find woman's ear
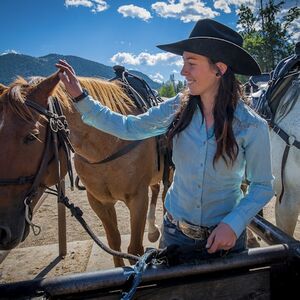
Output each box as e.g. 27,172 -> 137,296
215,62 -> 228,76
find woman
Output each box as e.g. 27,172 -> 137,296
56,19 -> 274,257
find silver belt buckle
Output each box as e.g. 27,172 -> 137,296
178,221 -> 209,240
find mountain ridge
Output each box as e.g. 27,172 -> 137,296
0,53 -> 160,89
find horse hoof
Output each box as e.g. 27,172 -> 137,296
148,228 -> 160,243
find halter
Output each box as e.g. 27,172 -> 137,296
0,96 -> 74,235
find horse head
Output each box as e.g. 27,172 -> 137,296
0,72 -> 69,250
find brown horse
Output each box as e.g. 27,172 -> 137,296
0,76 -> 69,250
0,72 -> 164,266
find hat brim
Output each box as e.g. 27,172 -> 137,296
157,37 -> 261,76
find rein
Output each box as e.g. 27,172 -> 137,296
77,140 -> 142,165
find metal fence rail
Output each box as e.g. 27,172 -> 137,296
0,216 -> 299,300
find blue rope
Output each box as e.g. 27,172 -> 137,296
121,248 -> 158,300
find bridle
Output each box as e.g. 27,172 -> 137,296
0,96 -> 74,234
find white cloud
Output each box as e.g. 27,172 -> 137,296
152,0 -> 219,23
149,72 -> 164,83
171,58 -> 183,67
110,52 -> 178,66
65,0 -> 93,8
64,0 -> 109,13
213,0 -> 231,13
0,49 -> 19,56
118,5 -> 152,21
92,0 -> 109,12
213,0 -> 256,14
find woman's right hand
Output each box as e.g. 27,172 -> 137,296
55,59 -> 83,98
206,222 -> 237,253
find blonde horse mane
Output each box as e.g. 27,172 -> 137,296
77,77 -> 135,114
51,77 -> 135,114
1,76 -> 135,121
0,77 -> 36,123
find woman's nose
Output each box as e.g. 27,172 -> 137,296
180,66 -> 187,76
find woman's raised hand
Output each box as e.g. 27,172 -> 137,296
55,59 -> 83,98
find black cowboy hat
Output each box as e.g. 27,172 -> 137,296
157,19 -> 261,76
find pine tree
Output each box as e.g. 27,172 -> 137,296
237,0 -> 300,72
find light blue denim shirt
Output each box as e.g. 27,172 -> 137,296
74,94 -> 274,238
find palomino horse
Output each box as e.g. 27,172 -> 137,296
253,47 -> 300,237
0,72 -> 164,266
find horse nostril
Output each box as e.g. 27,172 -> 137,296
0,226 -> 12,244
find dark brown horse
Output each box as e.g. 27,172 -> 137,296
0,72 -> 165,266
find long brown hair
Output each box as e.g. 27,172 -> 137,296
167,66 -> 242,167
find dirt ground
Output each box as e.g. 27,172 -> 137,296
20,180 -> 165,248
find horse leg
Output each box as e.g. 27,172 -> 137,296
161,183 -> 170,215
126,189 -> 148,264
148,183 -> 160,243
86,192 -> 125,267
275,193 -> 299,236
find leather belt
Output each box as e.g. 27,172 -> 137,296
166,211 -> 214,240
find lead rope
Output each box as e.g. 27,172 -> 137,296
121,248 -> 159,300
58,193 -> 140,262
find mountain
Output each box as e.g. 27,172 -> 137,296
0,53 -> 161,89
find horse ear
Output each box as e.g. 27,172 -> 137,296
0,83 -> 8,96
28,71 -> 60,106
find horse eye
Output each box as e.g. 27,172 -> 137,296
24,133 -> 39,144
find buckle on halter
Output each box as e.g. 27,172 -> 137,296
288,135 -> 295,146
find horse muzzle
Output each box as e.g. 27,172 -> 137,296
0,221 -> 28,250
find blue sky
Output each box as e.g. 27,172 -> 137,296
1,0 -> 299,83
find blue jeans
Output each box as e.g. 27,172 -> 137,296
159,214 -> 247,257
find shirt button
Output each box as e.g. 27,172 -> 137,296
203,141 -> 206,145
198,184 -> 201,188
196,205 -> 200,208
200,163 -> 203,167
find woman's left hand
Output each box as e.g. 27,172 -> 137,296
206,222 -> 237,253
